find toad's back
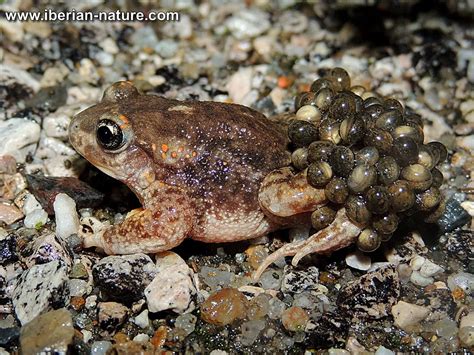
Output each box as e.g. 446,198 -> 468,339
121,95 -> 291,218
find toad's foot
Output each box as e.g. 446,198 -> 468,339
253,208 -> 361,281
82,184 -> 195,254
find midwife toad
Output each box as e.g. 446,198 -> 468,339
69,82 -> 334,261
69,76 -> 446,280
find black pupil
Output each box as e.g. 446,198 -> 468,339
97,120 -> 123,150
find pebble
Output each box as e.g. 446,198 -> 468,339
410,271 -> 434,287
200,288 -> 248,326
281,306 -> 309,332
26,175 -> 104,215
459,312 -> 474,346
0,203 -> 24,225
98,302 -> 129,332
199,265 -> 235,290
26,84 -> 67,112
337,264 -> 400,319
0,64 -> 40,94
259,269 -> 283,290
12,260 -> 69,325
0,327 -> 19,347
419,259 -> 444,278
53,193 -> 80,240
133,310 -> 150,329
155,39 -> 179,59
433,318 -> 458,338
281,266 -> 320,293
375,345 -> 395,355
268,297 -> 287,320
226,67 -> 253,104
92,253 -> 156,303
132,333 -> 149,343
43,110 -> 73,140
447,272 -> 474,293
144,251 -> 197,314
345,250 -> 372,271
68,279 -> 89,297
90,341 -> 112,355
391,301 -> 430,331
0,234 -> 18,264
175,313 -> 197,336
240,319 -> 266,346
19,309 -> 74,354
27,233 -> 71,267
23,207 -> 48,229
0,119 -> 41,163
225,9 -> 270,40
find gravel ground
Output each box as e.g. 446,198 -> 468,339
0,1 -> 473,354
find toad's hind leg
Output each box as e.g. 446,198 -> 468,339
253,208 -> 361,280
83,184 -> 195,254
255,167 -> 361,281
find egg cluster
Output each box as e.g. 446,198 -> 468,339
289,68 -> 447,252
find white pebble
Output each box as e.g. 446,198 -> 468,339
345,250 -> 371,271
82,329 -> 92,343
144,251 -> 197,314
447,272 -> 474,293
0,119 -> 40,163
225,9 -> 270,40
22,194 -> 43,215
419,259 -> 444,278
391,301 -> 430,331
409,255 -> 426,271
133,310 -> 150,329
375,345 -> 395,355
461,312 -> 474,329
54,193 -> 80,240
23,208 -> 48,229
132,334 -> 149,343
410,270 -> 433,287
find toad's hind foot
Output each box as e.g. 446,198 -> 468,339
252,208 -> 361,281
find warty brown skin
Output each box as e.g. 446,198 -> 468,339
69,81 -> 292,254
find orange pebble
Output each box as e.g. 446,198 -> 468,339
151,326 -> 168,348
278,76 -> 292,89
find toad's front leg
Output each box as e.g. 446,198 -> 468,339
254,167 -> 362,280
83,183 -> 196,254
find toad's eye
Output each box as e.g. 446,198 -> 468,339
96,119 -> 124,150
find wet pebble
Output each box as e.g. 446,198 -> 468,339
19,309 -> 74,354
225,9 -> 270,40
240,319 -> 266,346
12,260 -> 69,325
98,302 -> 129,332
26,175 -> 104,215
0,203 -> 23,225
281,266 -> 320,293
281,306 -> 309,332
447,272 -> 474,293
145,251 -> 197,314
345,250 -> 372,271
337,264 -> 400,319
92,253 -> 156,303
459,312 -> 474,347
0,119 -> 40,163
90,341 -> 113,355
53,193 -> 80,240
175,313 -> 197,336
391,301 -> 430,332
200,288 -> 248,326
